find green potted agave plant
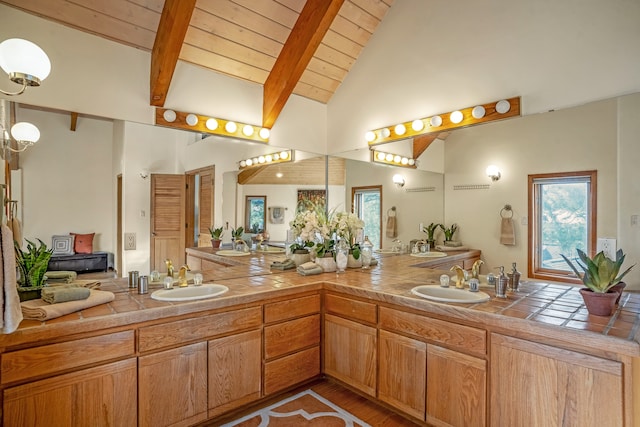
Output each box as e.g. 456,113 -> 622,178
15,239 -> 53,302
422,222 -> 441,248
439,223 -> 458,246
208,226 -> 224,249
561,249 -> 634,316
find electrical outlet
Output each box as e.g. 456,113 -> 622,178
596,237 -> 616,259
124,233 -> 136,250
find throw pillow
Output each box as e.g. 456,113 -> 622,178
51,235 -> 75,256
70,232 -> 95,254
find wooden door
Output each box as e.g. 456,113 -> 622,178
197,167 -> 214,247
150,174 -> 186,272
427,345 -> 486,427
490,333 -> 622,427
378,330 -> 426,420
208,330 -> 262,417
323,314 -> 377,396
4,359 -> 137,426
138,342 -> 208,427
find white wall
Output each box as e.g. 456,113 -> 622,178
444,98 -> 619,283
17,108 -> 113,251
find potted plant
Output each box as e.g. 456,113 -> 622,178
561,249 -> 634,316
439,223 -> 458,243
15,239 -> 53,301
422,222 -> 441,248
208,226 -> 224,249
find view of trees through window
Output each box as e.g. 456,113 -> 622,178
353,187 -> 381,249
246,196 -> 266,233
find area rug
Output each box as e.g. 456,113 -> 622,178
221,389 -> 372,427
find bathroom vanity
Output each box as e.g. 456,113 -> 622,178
0,250 -> 637,427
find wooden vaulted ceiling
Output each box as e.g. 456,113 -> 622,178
2,0 -> 394,127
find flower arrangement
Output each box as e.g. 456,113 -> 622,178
333,211 -> 365,259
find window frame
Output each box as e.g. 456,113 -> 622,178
244,195 -> 266,233
527,170 -> 597,284
352,185 -> 382,249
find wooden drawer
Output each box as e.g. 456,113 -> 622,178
139,306 -> 261,353
264,346 -> 320,395
1,331 -> 134,384
324,293 -> 377,324
264,294 -> 320,323
264,314 -> 320,359
379,307 -> 486,357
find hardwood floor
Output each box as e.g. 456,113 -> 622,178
205,379 -> 422,426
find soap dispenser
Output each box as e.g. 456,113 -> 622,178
495,266 -> 508,298
508,262 -> 521,292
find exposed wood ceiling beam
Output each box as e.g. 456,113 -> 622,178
412,134 -> 438,160
262,0 -> 345,128
150,0 -> 197,107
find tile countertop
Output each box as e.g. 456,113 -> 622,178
4,249 -> 640,357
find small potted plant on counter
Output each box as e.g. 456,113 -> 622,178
421,222 -> 441,248
439,223 -> 460,246
15,239 -> 53,301
208,226 -> 224,249
561,249 -> 634,316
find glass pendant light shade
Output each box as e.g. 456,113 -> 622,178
0,39 -> 51,86
11,122 -> 40,144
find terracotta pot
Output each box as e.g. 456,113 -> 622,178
579,288 -> 619,316
609,281 -> 626,304
211,239 -> 221,249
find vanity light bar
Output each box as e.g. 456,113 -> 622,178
371,150 -> 416,169
238,150 -> 294,170
366,96 -> 521,146
155,108 -> 270,143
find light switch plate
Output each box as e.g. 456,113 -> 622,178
596,238 -> 616,259
124,233 -> 136,250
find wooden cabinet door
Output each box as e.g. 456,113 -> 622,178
323,314 -> 377,396
208,330 -> 262,418
427,345 -> 486,427
378,330 -> 426,420
490,333 -> 623,427
4,359 -> 137,427
138,342 -> 207,427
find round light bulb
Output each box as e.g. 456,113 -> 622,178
385,153 -> 394,162
11,122 -> 40,144
401,157 -> 409,165
408,159 -> 416,166
393,155 -> 401,163
430,115 -> 442,127
486,164 -> 501,177
280,151 -> 289,160
411,120 -> 424,132
0,38 -> 51,84
242,124 -> 254,136
450,110 -> 463,124
240,160 -> 247,167
163,109 -> 177,122
205,118 -> 218,130
259,128 -> 270,139
265,154 -> 273,162
276,172 -> 283,178
496,100 -> 511,114
258,155 -> 266,163
394,124 -> 406,136
252,157 -> 259,164
186,114 -> 198,126
225,121 -> 238,133
273,153 -> 280,160
472,105 -> 486,119
245,159 -> 253,166
381,128 -> 391,138
365,131 -> 376,142
377,152 -> 386,161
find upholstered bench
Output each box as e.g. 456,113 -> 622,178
47,252 -> 114,273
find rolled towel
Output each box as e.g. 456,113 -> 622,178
44,271 -> 77,283
297,265 -> 324,276
41,287 -> 90,304
271,259 -> 296,270
21,290 -> 115,321
45,280 -> 100,290
298,262 -> 319,271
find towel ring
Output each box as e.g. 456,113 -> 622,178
500,204 -> 513,219
387,206 -> 397,217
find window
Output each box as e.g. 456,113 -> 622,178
352,186 -> 382,249
245,196 -> 266,233
528,171 -> 596,283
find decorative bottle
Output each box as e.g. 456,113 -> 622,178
335,238 -> 349,273
508,262 -> 521,292
361,236 -> 373,269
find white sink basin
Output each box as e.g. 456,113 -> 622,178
411,285 -> 490,303
256,246 -> 285,253
410,251 -> 447,258
216,250 -> 250,257
150,284 -> 229,302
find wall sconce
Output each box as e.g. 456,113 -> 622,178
371,150 -> 416,168
392,174 -> 405,188
156,108 -> 270,144
486,165 -> 501,181
0,38 -> 51,96
139,170 -> 149,179
238,150 -> 293,170
1,121 -> 41,156
365,97 -> 521,146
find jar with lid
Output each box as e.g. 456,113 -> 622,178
361,236 -> 373,269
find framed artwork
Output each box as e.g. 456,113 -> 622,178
269,206 -> 286,224
297,189 -> 326,212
